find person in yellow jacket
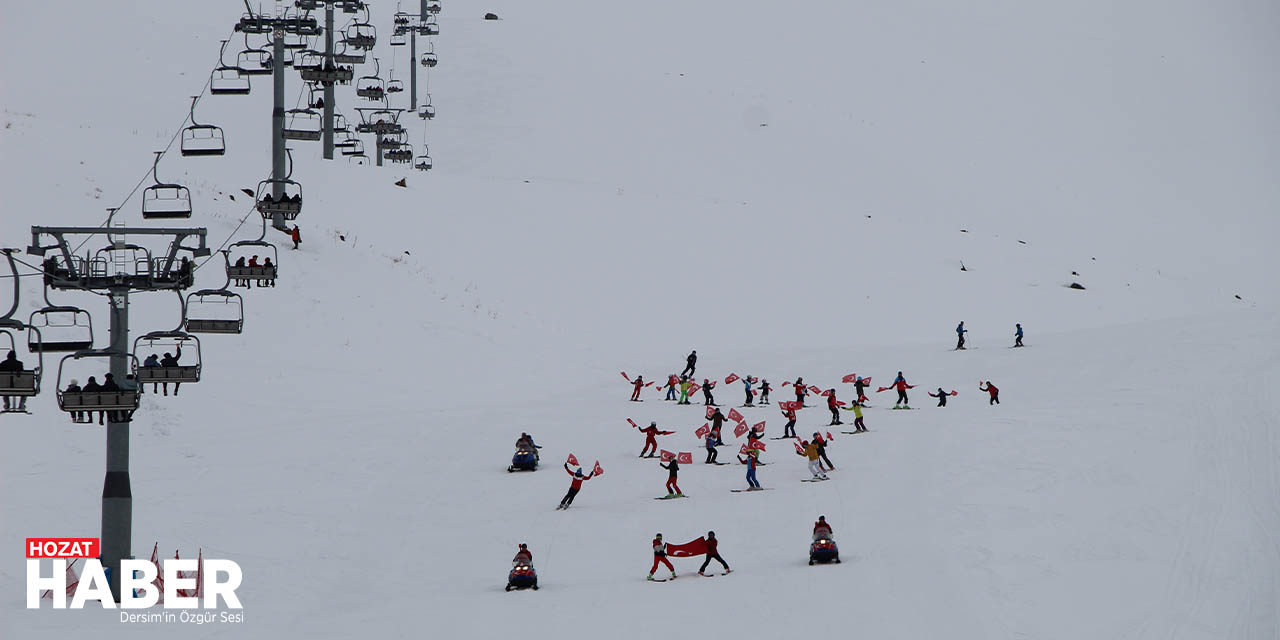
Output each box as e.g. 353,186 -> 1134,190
677,375 -> 692,405
840,400 -> 868,433
796,440 -> 828,480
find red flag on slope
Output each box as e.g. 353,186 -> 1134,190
695,423 -> 711,438
627,418 -> 638,428
724,373 -> 740,384
677,452 -> 693,465
728,408 -> 744,423
593,461 -> 604,476
621,371 -> 631,382
749,440 -> 766,451
667,537 -> 709,558
733,422 -> 748,438
567,454 -> 579,466
842,373 -> 858,383
660,450 -> 675,462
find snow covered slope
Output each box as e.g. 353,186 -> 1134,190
2,0 -> 1278,638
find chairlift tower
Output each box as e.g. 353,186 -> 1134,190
394,1 -> 433,110
296,1 -> 365,161
237,4 -> 323,230
27,225 -> 210,603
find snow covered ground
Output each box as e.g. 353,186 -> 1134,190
1,0 -> 1278,638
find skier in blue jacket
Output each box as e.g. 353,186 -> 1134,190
742,376 -> 755,407
956,322 -> 968,350
1014,323 -> 1024,347
705,433 -> 719,464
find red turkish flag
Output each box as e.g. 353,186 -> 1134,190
863,376 -> 872,384
794,441 -> 806,454
688,383 -> 701,395
834,401 -> 846,406
728,408 -> 744,423
826,432 -> 834,441
627,418 -> 638,428
820,389 -> 834,397
781,381 -> 791,387
808,385 -> 821,395
695,423 -> 711,438
593,461 -> 604,476
749,440 -> 766,451
733,422 -> 748,438
566,454 -> 579,466
842,373 -> 858,383
620,371 -> 631,382
706,406 -> 716,419
753,421 -> 766,433
724,373 -> 740,384
660,450 -> 675,462
677,452 -> 693,465
950,390 -> 958,396
667,537 -> 708,558
779,401 -> 799,411
739,445 -> 749,455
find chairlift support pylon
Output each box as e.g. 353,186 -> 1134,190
180,96 -> 226,157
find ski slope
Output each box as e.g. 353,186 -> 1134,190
2,0 -> 1278,638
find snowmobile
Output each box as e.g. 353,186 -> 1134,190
508,447 -> 538,472
506,562 -> 539,591
809,532 -> 840,565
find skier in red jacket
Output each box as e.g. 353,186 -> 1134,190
826,391 -> 842,426
880,371 -> 915,408
557,464 -> 595,510
630,375 -> 645,401
781,407 -> 797,439
290,225 -> 301,250
813,515 -> 833,539
638,421 -> 674,458
979,381 -> 1000,405
793,377 -> 807,406
648,534 -> 676,580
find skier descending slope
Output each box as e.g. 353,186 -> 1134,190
704,431 -> 719,464
738,448 -> 762,490
797,440 -> 828,480
840,400 -> 868,433
638,421 -> 674,458
979,381 -> 1000,405
698,532 -> 731,576
956,321 -> 968,350
879,371 -> 915,408
681,350 -> 697,377
648,534 -> 677,581
678,376 -> 692,405
1014,323 -> 1024,347
853,376 -> 869,404
557,464 -> 595,510
779,406 -> 798,439
812,432 -> 834,471
928,388 -> 954,407
659,456 -> 683,497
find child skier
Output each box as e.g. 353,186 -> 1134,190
698,532 -> 730,576
980,381 -> 1000,405
781,406 -> 798,439
956,321 -> 968,350
826,391 -> 842,426
793,377 -> 807,407
928,388 -> 950,407
738,448 -> 761,490
639,421 -> 675,457
702,379 -> 717,406
557,464 -> 595,509
840,400 -> 868,433
1014,324 -> 1024,347
660,456 -> 683,497
759,379 -> 771,405
630,375 -> 646,401
648,534 -> 676,580
742,376 -> 755,407
678,376 -> 692,405
704,432 -> 719,464
664,374 -> 679,401
797,440 -> 828,480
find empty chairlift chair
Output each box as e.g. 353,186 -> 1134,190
237,45 -> 273,76
184,290 -> 245,335
209,40 -> 251,95
180,96 -> 226,157
133,331 -> 201,395
140,152 -> 193,219
56,350 -> 141,422
255,179 -> 303,220
282,109 -> 322,141
28,305 -> 94,352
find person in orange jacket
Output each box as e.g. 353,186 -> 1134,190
290,225 -> 301,250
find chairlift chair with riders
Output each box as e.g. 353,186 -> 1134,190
427,2 -> 441,14
333,42 -> 365,65
0,252 -> 43,406
418,95 -> 435,120
184,289 -> 245,335
209,40 -> 251,96
55,350 -> 141,418
414,152 -> 433,171
384,143 -> 413,164
226,234 -> 279,287
421,42 -> 438,68
387,78 -> 404,94
256,179 -> 303,220
133,330 -> 202,390
356,73 -> 386,101
345,19 -> 377,50
140,152 -> 193,219
180,96 -> 226,157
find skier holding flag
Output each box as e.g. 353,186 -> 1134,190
638,421 -> 675,458
928,388 -> 956,407
879,371 -> 915,408
738,448 -> 762,490
759,379 -> 771,405
793,377 -> 808,407
557,463 -> 595,510
826,391 -> 842,426
659,455 -> 683,498
630,374 -> 647,401
979,381 -> 1000,405
840,400 -> 868,433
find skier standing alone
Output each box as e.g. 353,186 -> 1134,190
980,381 -> 1000,405
884,371 -> 914,408
698,532 -> 731,576
956,321 -> 968,350
793,377 -> 807,407
781,406 -> 798,439
648,534 -> 676,580
928,388 -> 950,407
1014,323 -> 1024,347
557,464 -> 595,510
681,350 -> 697,377
660,456 -> 683,497
630,375 -> 645,401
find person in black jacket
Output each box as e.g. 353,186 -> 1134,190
698,531 -> 730,575
928,388 -> 950,407
702,379 -> 717,406
681,350 -> 697,377
660,457 -> 682,496
158,347 -> 183,396
64,379 -> 84,423
0,351 -> 26,412
759,379 -> 771,405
